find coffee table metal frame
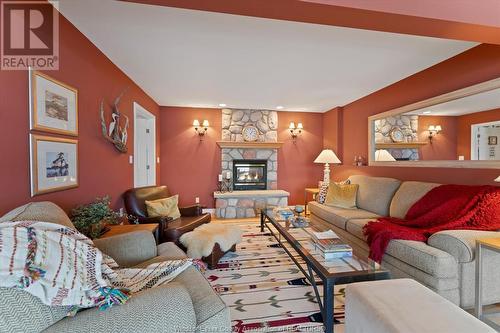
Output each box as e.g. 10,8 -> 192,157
260,209 -> 390,332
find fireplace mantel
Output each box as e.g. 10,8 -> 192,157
216,141 -> 284,149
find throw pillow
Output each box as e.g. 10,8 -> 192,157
145,195 -> 181,219
316,179 -> 350,204
324,183 -> 359,209
316,183 -> 329,204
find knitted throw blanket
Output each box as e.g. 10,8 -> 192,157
0,221 -> 192,311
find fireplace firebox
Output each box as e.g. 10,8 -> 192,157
233,160 -> 267,190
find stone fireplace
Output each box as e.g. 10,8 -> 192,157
222,148 -> 277,190
221,109 -> 278,190
214,109 -> 289,219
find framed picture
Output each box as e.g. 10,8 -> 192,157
30,69 -> 78,136
488,136 -> 498,145
30,135 -> 78,196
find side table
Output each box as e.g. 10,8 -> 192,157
100,224 -> 160,244
304,188 -> 319,215
475,237 -> 500,330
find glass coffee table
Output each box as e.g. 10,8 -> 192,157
260,208 -> 390,332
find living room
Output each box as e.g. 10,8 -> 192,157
0,0 -> 500,332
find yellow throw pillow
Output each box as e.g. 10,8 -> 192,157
145,195 -> 181,219
324,183 -> 359,209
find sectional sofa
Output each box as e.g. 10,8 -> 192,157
0,202 -> 230,333
308,175 -> 500,308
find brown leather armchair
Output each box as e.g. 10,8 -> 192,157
123,186 -> 211,243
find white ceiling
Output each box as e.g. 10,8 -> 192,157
56,0 -> 476,112
406,88 -> 500,117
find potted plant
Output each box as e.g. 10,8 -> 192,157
71,196 -> 121,239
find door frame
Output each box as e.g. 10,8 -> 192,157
133,102 -> 156,187
471,120 -> 500,161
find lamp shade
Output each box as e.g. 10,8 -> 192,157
428,125 -> 436,131
495,176 -> 500,182
202,120 -> 210,127
375,149 -> 396,162
193,119 -> 200,127
435,125 -> 442,132
314,149 -> 341,164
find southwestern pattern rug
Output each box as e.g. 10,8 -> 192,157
204,220 -> 345,332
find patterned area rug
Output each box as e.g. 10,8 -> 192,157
204,220 -> 345,332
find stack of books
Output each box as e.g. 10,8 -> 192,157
312,230 -> 353,259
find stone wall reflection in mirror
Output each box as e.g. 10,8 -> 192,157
372,87 -> 500,162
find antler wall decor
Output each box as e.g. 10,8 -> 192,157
100,89 -> 129,153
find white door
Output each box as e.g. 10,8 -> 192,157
134,102 -> 156,187
472,121 -> 500,160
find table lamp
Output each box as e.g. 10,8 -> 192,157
314,149 -> 341,185
375,149 -> 396,162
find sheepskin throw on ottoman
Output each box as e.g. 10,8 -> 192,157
179,224 -> 242,261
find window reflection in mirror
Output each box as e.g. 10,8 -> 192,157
372,87 -> 500,162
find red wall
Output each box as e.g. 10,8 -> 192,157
457,108 -> 500,159
322,106 -> 343,157
328,44 -> 500,185
417,116 -> 458,160
0,13 -> 160,214
159,107 -> 222,208
159,107 -> 324,207
277,112 -> 324,203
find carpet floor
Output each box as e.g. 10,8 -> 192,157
204,219 -> 345,332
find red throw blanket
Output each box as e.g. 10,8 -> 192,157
363,184 -> 500,263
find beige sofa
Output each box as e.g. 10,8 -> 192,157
309,175 -> 500,308
0,202 -> 230,333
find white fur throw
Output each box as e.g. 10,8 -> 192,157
179,223 -> 243,259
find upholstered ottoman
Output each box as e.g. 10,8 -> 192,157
345,279 -> 495,333
180,224 -> 242,269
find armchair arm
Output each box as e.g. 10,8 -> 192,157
44,283 -> 196,333
428,230 -> 500,263
179,205 -> 203,217
93,231 -> 157,267
136,215 -> 172,225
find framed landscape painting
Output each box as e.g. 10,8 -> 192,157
30,135 -> 79,196
30,69 -> 78,136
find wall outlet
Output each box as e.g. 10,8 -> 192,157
458,156 -> 465,161
129,155 -> 134,164
157,157 -> 160,164
195,197 -> 200,204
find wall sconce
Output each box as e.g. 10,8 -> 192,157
193,119 -> 209,140
289,122 -> 303,141
428,125 -> 442,142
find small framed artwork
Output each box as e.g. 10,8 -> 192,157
30,69 -> 78,136
488,136 -> 498,145
30,135 -> 78,196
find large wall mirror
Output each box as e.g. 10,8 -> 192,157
368,78 -> 500,169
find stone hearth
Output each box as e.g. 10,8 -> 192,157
214,190 -> 289,219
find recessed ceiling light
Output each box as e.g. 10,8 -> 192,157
218,103 -> 227,107
276,106 -> 284,110
422,111 -> 431,114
